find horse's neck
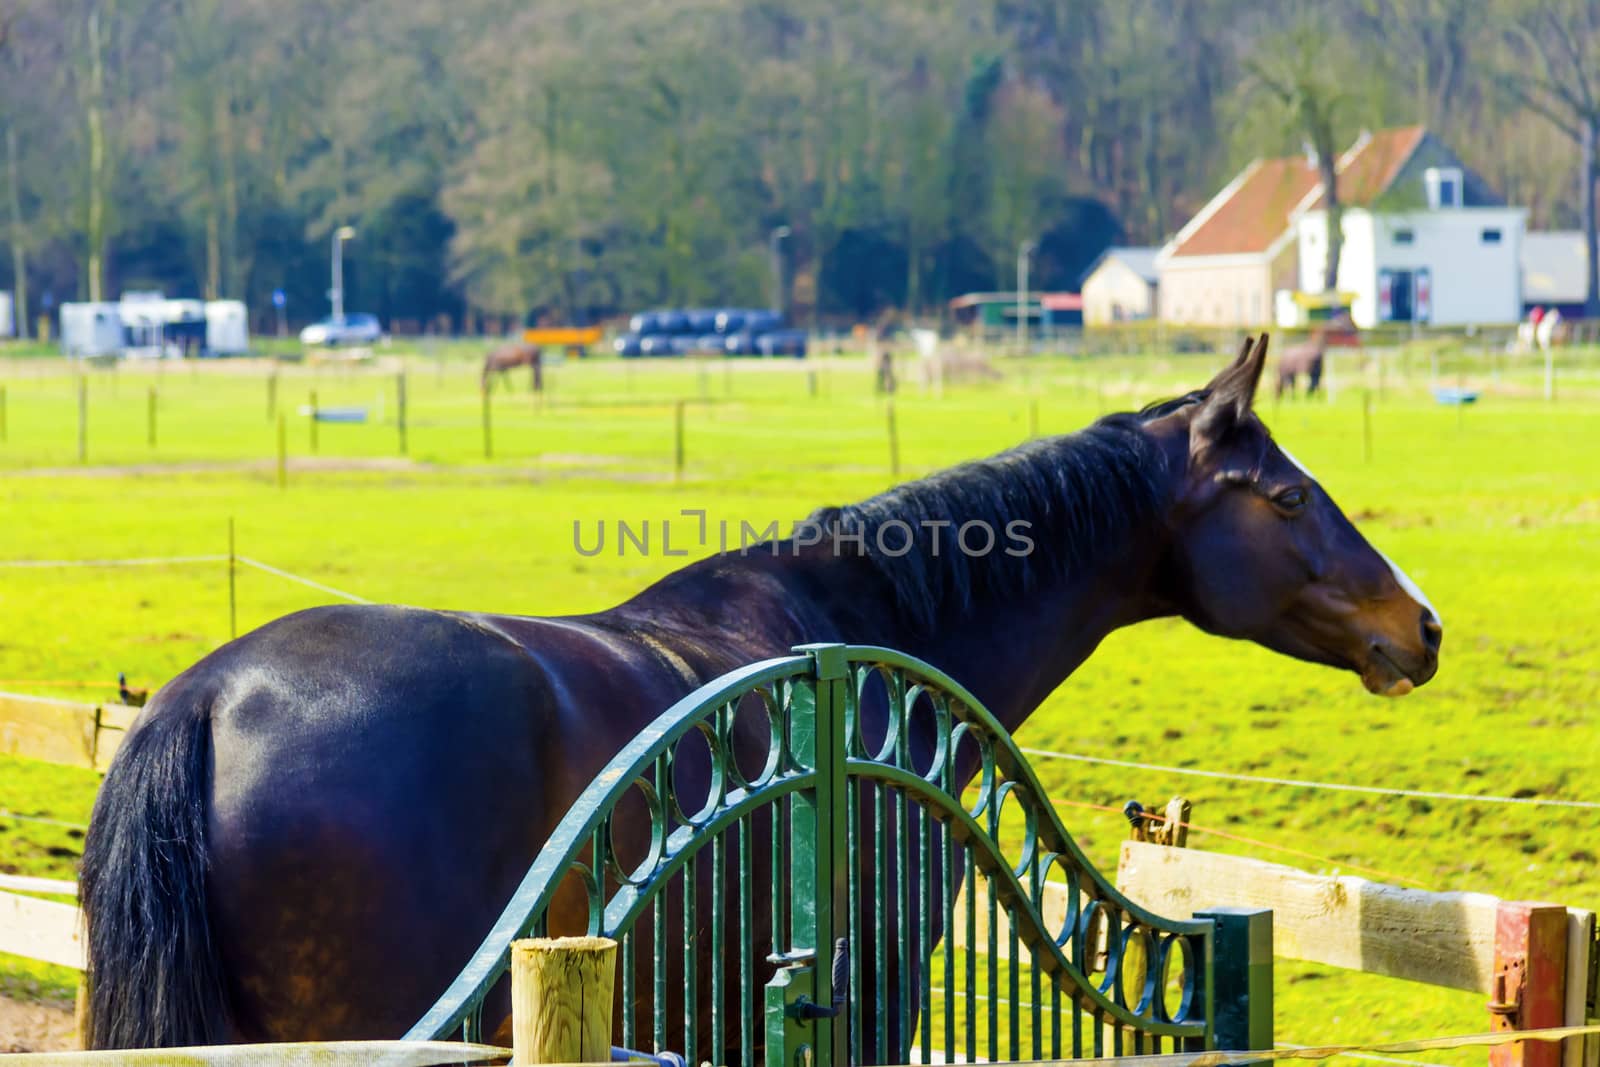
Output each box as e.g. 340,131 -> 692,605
878,542 -> 1166,734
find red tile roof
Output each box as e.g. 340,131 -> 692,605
1170,157 -> 1320,257
1168,127 -> 1430,260
1306,125 -> 1427,209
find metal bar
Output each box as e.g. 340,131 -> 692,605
1009,902 -> 1021,1058
943,814 -> 956,1060
1198,907 -> 1274,1055
684,859 -> 697,1066
772,798 -> 784,963
809,643 -> 848,1063
875,776 -> 889,1066
919,802 -> 932,1059
712,831 -> 725,1066
965,849 -> 977,1065
849,779 -> 862,1066
898,789 -> 912,1058
654,755 -> 669,1054
988,871 -> 999,1064
1032,861 -> 1044,1057
621,928 -> 635,1050
740,815 -> 754,1067
654,896 -> 667,1052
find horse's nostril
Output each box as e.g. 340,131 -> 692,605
1420,610 -> 1443,653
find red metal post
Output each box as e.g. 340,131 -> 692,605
1490,901 -> 1569,1067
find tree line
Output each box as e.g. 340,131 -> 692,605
0,0 -> 1596,336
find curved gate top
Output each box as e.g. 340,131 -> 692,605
409,644 -> 1267,1065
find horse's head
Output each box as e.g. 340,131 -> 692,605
1144,335 -> 1441,695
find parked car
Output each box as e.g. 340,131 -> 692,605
299,313 -> 382,346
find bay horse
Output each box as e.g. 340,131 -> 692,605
481,342 -> 542,393
1276,329 -> 1326,398
81,335 -> 1441,1051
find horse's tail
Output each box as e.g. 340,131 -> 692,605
80,694 -> 230,1048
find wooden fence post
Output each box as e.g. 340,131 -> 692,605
396,372 -> 407,455
1490,902 -> 1568,1067
147,385 -> 157,448
887,400 -> 900,479
511,936 -> 617,1063
674,399 -> 685,481
481,385 -> 492,459
309,390 -> 319,453
74,972 -> 91,1050
77,376 -> 87,464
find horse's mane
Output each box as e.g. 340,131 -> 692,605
807,403 -> 1193,633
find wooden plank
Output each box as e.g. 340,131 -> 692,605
1491,901 -> 1568,1067
0,691 -> 98,769
0,889 -> 85,969
0,873 -> 77,896
1563,909 -> 1597,1067
98,703 -> 143,731
1116,839 -> 1500,993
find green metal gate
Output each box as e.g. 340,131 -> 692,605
408,644 -> 1266,1064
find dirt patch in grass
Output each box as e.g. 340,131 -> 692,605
0,992 -> 74,1052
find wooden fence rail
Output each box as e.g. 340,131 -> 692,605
0,690 -> 138,772
1115,839 -> 1598,1067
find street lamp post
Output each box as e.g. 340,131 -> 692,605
331,225 -> 357,323
769,225 -> 792,319
1016,239 -> 1037,355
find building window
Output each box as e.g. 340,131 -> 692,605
1481,228 -> 1503,244
1425,166 -> 1463,209
1394,228 -> 1415,245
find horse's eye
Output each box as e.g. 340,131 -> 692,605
1274,487 -> 1309,514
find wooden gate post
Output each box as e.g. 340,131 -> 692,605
1197,907 -> 1273,1053
511,936 -> 617,1063
1489,902 -> 1568,1067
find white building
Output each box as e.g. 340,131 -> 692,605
1296,131 -> 1524,327
1079,247 -> 1159,325
1160,126 -> 1525,328
1520,230 -> 1590,315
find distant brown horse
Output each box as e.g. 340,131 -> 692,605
1276,330 -> 1326,398
481,343 -> 543,393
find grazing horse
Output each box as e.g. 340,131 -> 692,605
1276,329 -> 1326,398
82,336 -> 1441,1051
481,342 -> 542,393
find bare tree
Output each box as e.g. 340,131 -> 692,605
1239,5 -> 1367,293
1493,0 -> 1600,316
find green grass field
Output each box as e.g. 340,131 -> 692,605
1,339 -> 1597,1056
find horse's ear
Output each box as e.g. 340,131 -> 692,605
1192,333 -> 1269,447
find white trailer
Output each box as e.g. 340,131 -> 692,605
204,300 -> 250,354
59,302 -> 124,357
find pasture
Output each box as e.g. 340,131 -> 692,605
1,340 -> 1598,1057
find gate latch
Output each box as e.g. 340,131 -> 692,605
1487,959 -> 1526,1026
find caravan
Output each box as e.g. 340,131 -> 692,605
60,302 -> 124,357
204,300 -> 250,355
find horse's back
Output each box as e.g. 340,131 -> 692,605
192,604 -> 560,1038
